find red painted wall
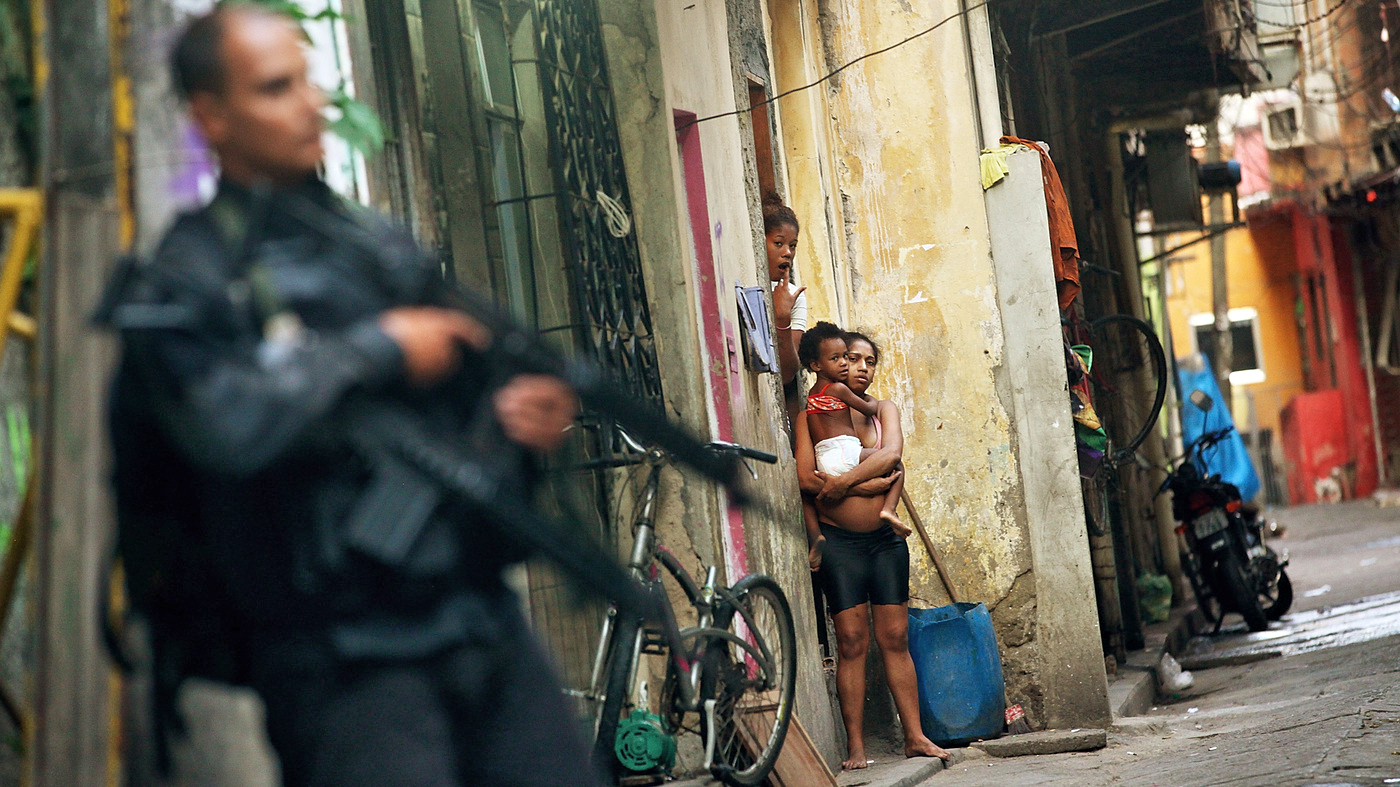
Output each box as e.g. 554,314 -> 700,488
1266,204 -> 1378,501
674,110 -> 748,577
1280,389 -> 1350,503
1325,217 -> 1379,498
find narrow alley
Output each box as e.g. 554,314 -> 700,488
918,500 -> 1400,787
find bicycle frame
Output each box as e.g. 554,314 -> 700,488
585,455 -> 778,767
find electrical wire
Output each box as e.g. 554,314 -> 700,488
1299,0 -> 1357,27
595,190 -> 632,238
676,0 -> 989,131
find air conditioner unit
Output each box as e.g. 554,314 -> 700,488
1263,96 -> 1304,150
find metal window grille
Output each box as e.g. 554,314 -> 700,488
459,0 -> 662,699
530,0 -> 664,406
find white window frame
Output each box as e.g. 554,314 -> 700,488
1189,307 -> 1265,385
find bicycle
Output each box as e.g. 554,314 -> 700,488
1068,314 -> 1167,655
1085,314 -> 1168,465
1071,314 -> 1168,534
574,427 -> 797,786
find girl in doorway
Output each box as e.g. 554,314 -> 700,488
763,193 -> 807,425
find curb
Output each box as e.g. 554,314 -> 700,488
664,751 -> 957,787
971,729 -> 1107,757
1109,604 -> 1203,720
836,749 -> 963,787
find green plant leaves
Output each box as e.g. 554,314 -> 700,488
327,87 -> 385,155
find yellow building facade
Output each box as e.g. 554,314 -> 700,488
1163,221 -> 1305,440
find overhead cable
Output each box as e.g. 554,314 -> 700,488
677,0 -> 990,130
1299,0 -> 1356,28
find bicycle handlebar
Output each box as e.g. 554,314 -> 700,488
570,437 -> 777,471
706,440 -> 779,465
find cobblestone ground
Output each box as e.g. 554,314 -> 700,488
928,499 -> 1400,787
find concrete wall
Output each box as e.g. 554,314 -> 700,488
806,0 -> 1020,607
765,0 -> 850,328
985,149 -> 1111,728
772,0 -> 1025,684
600,0 -> 838,764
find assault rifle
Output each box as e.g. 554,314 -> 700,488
103,187 -> 755,620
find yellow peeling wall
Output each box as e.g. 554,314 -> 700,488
766,0 -> 851,327
769,0 -> 1047,716
775,0 -> 1027,612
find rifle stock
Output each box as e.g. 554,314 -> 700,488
345,400 -> 660,617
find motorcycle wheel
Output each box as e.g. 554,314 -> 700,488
1219,551 -> 1268,632
1264,569 -> 1293,621
1181,548 -> 1221,626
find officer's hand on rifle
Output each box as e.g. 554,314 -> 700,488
494,375 -> 578,452
379,306 -> 492,387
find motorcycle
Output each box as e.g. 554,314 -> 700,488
1163,422 -> 1292,633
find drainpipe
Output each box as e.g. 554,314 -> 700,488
961,0 -> 1003,149
1349,238 -> 1388,487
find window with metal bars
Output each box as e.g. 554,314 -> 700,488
459,0 -> 664,700
468,0 -> 663,408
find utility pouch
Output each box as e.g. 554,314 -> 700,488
342,454 -> 442,567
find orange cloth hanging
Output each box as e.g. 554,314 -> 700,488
1002,136 -> 1081,311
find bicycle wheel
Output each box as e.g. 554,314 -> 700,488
592,610 -> 640,783
703,574 -> 796,787
1088,315 -> 1167,462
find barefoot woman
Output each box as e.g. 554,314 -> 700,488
795,331 -> 949,770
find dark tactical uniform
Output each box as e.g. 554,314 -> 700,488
108,178 -> 596,787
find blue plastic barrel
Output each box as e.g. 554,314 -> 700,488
907,602 -> 1005,746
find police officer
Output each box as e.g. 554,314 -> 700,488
111,5 -> 597,785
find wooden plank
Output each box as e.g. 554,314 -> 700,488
738,712 -> 836,787
32,193 -> 120,786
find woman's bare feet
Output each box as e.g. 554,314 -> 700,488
841,746 -> 870,771
905,735 -> 951,761
880,509 -> 912,539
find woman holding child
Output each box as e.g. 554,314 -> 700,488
794,326 -> 949,771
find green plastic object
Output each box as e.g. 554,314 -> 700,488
614,709 -> 677,773
1137,572 -> 1173,624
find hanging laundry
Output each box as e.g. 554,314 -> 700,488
979,142 -> 1020,189
1068,343 -> 1106,478
1001,136 -> 1082,311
